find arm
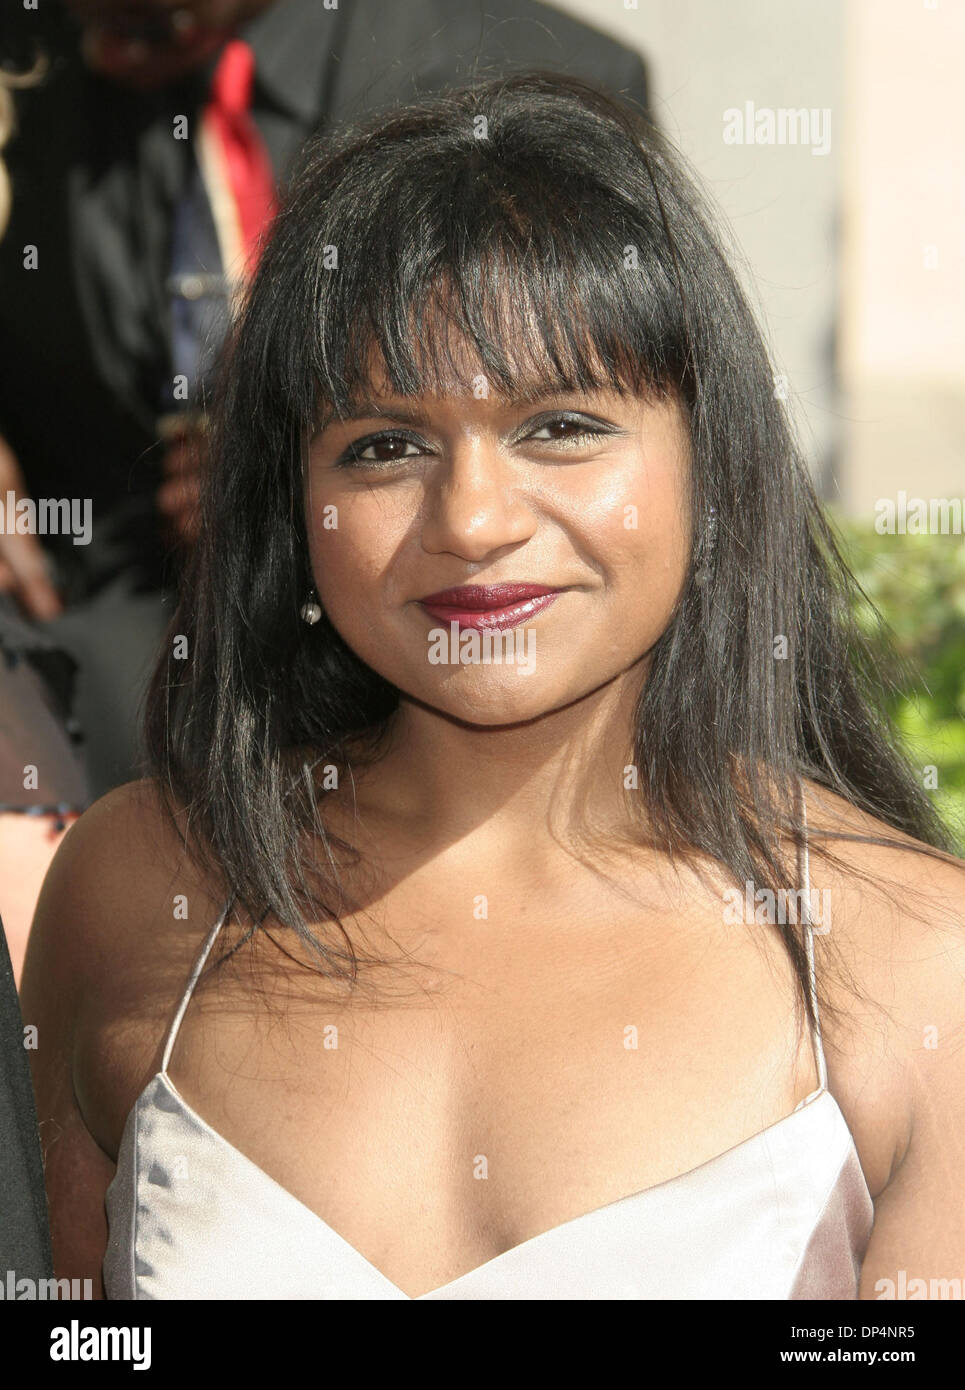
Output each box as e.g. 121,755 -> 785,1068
19,779 -> 230,1298
857,893 -> 965,1299
18,812 -> 117,1297
801,780 -> 965,1298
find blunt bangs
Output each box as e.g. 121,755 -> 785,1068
247,75 -> 696,437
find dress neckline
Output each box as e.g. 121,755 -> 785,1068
115,777 -> 848,1299
129,1067 -> 841,1301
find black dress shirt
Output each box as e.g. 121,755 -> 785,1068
0,0 -> 649,599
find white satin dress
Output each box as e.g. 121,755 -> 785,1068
103,810 -> 874,1299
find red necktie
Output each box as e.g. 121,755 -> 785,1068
202,39 -> 277,276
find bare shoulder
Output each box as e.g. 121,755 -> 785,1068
21,777 -> 231,1154
797,776 -> 965,1198
25,776 -> 228,974
801,776 -> 965,997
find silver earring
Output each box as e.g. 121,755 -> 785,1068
300,590 -> 322,625
694,506 -> 718,588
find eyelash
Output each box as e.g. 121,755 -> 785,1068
333,413 -> 615,470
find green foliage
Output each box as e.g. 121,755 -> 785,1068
829,510 -> 965,843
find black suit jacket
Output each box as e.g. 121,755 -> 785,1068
0,920 -> 53,1283
0,0 -> 649,598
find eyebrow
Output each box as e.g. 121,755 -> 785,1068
328,400 -> 435,427
316,386 -> 625,434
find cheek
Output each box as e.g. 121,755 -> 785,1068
306,490 -> 409,616
551,450 -> 691,604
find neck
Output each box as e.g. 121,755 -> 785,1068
343,662 -> 651,862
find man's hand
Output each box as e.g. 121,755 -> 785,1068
156,418 -> 205,548
0,434 -> 64,620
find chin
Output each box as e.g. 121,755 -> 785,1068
412,678 -> 572,729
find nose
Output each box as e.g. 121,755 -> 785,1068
419,437 -> 537,561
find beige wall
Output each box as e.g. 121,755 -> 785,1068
551,0 -> 964,517
551,0 -> 842,490
838,0 -> 965,520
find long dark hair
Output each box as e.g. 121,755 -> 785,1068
145,71 -> 962,1029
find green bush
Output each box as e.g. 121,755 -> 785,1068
829,510 -> 965,847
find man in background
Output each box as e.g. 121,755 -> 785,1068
0,1 -> 650,799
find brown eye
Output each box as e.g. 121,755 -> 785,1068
336,432 -> 427,468
359,436 -> 421,461
526,414 -> 607,445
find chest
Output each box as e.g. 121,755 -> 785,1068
89,889 -> 827,1298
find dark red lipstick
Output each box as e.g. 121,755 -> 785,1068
418,583 -> 564,631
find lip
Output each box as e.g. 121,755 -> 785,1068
417,583 -> 565,631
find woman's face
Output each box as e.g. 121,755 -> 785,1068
304,351 -> 693,727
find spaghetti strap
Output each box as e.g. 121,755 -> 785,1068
796,779 -> 829,1094
160,899 -> 233,1076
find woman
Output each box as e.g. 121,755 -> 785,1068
22,73 -> 965,1301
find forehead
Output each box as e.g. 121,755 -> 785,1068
326,320 -> 648,422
